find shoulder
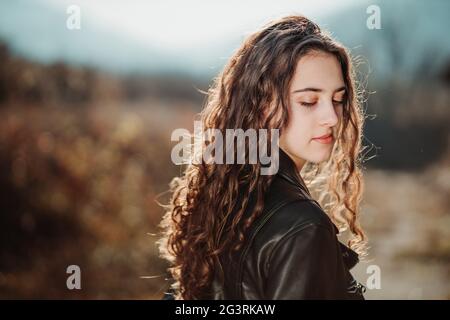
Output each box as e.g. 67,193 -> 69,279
251,174 -> 338,249
247,199 -> 339,281
257,199 -> 337,244
249,198 -> 338,266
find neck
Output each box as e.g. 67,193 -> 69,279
279,147 -> 306,172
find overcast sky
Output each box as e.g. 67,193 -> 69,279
43,0 -> 356,51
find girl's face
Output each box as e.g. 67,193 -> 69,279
279,50 -> 345,171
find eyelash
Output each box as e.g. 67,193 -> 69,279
300,100 -> 345,108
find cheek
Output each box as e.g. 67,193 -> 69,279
281,110 -> 312,148
288,108 -> 311,141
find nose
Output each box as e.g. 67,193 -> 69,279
318,101 -> 339,128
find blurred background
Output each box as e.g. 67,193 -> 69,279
0,0 -> 448,299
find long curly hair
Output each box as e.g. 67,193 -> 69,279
156,15 -> 368,300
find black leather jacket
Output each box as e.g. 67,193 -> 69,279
162,148 -> 365,300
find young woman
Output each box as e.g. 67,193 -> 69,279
157,15 -> 368,300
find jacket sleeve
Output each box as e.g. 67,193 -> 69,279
264,222 -> 344,299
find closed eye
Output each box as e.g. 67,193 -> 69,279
300,101 -> 316,107
301,100 -> 343,107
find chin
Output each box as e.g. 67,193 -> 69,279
309,153 -> 331,164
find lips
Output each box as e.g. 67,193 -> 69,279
312,133 -> 334,144
313,133 -> 333,140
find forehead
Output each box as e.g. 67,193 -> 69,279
290,51 -> 344,91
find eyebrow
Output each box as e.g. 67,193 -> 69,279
292,86 -> 346,94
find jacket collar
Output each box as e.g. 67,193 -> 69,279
276,147 -> 313,199
276,147 -> 360,268
340,242 -> 360,270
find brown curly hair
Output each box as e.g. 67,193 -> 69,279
156,15 -> 368,300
